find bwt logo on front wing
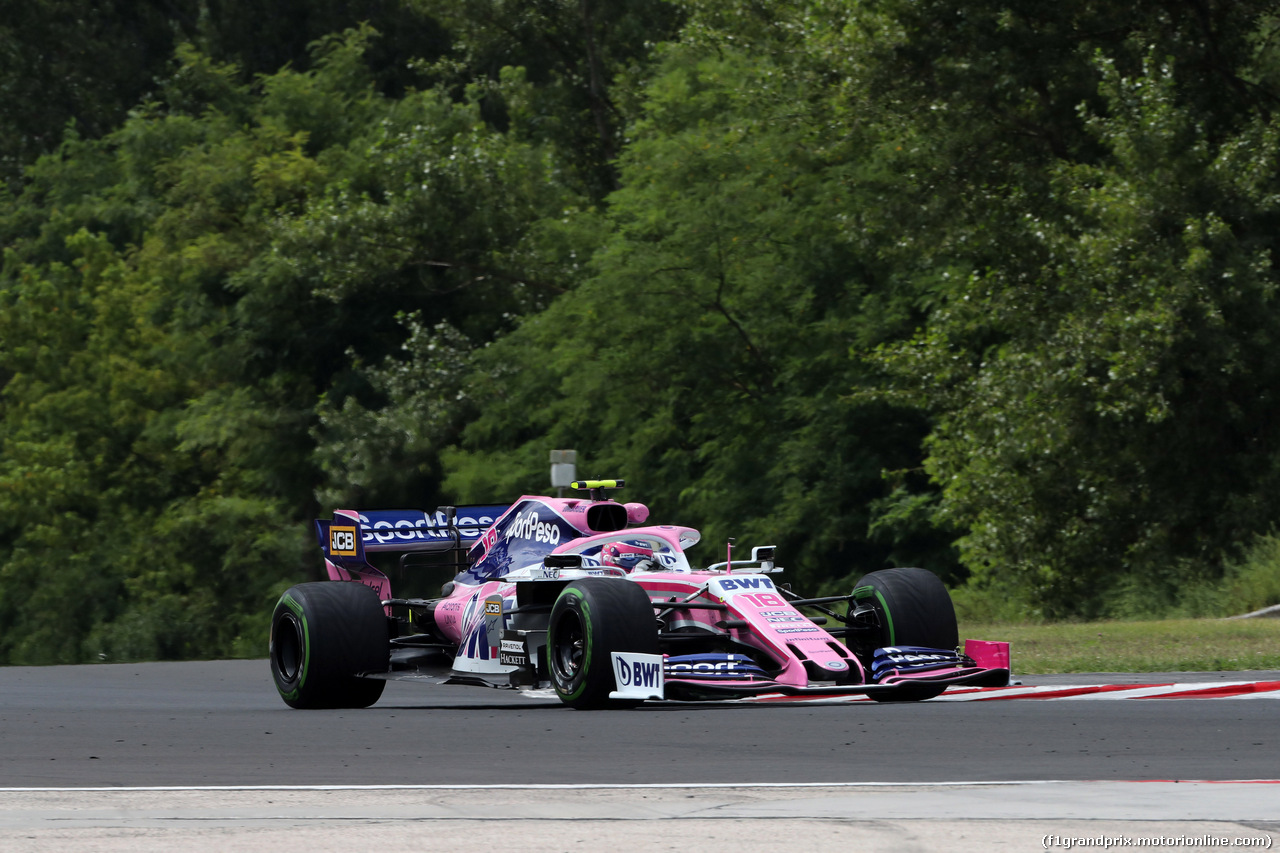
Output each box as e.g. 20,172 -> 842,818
616,656 -> 662,687
611,652 -> 665,700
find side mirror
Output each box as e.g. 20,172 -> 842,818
751,546 -> 777,572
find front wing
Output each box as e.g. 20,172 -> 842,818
358,660 -> 1011,702
662,665 -> 1011,701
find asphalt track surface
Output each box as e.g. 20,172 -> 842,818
3,660 -> 1280,786
2,661 -> 1278,850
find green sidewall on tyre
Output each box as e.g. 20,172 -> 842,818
849,567 -> 958,703
551,589 -> 592,704
850,567 -> 958,651
547,578 -> 658,710
269,581 -> 389,709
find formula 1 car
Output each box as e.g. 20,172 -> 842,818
269,481 -> 1010,709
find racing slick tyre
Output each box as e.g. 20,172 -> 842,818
848,568 -> 958,703
547,578 -> 659,710
270,581 -> 389,709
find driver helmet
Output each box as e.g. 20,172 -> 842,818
601,540 -> 657,573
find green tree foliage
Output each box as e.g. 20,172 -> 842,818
0,0 -> 182,181
291,66 -> 593,508
4,2 -> 1280,664
413,0 -> 683,198
873,9 -> 1280,616
439,37 -> 958,590
0,0 -> 444,183
0,28 -> 576,662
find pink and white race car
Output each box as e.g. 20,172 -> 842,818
269,480 -> 1010,709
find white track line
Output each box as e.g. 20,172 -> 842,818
738,680 -> 1280,703
4,779 -> 1279,793
938,680 -> 1280,701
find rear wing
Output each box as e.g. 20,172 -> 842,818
316,505 -> 509,566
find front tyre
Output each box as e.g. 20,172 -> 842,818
849,567 -> 958,703
270,581 -> 389,709
547,578 -> 658,709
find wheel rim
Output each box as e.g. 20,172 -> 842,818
274,613 -> 304,683
846,598 -> 888,663
551,610 -> 585,683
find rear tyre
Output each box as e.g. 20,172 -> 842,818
270,581 -> 389,709
547,578 -> 659,709
848,567 -> 958,702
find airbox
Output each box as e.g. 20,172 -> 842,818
586,503 -> 627,532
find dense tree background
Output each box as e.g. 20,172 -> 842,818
2,1 -> 1279,662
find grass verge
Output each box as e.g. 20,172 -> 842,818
960,617 -> 1280,674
